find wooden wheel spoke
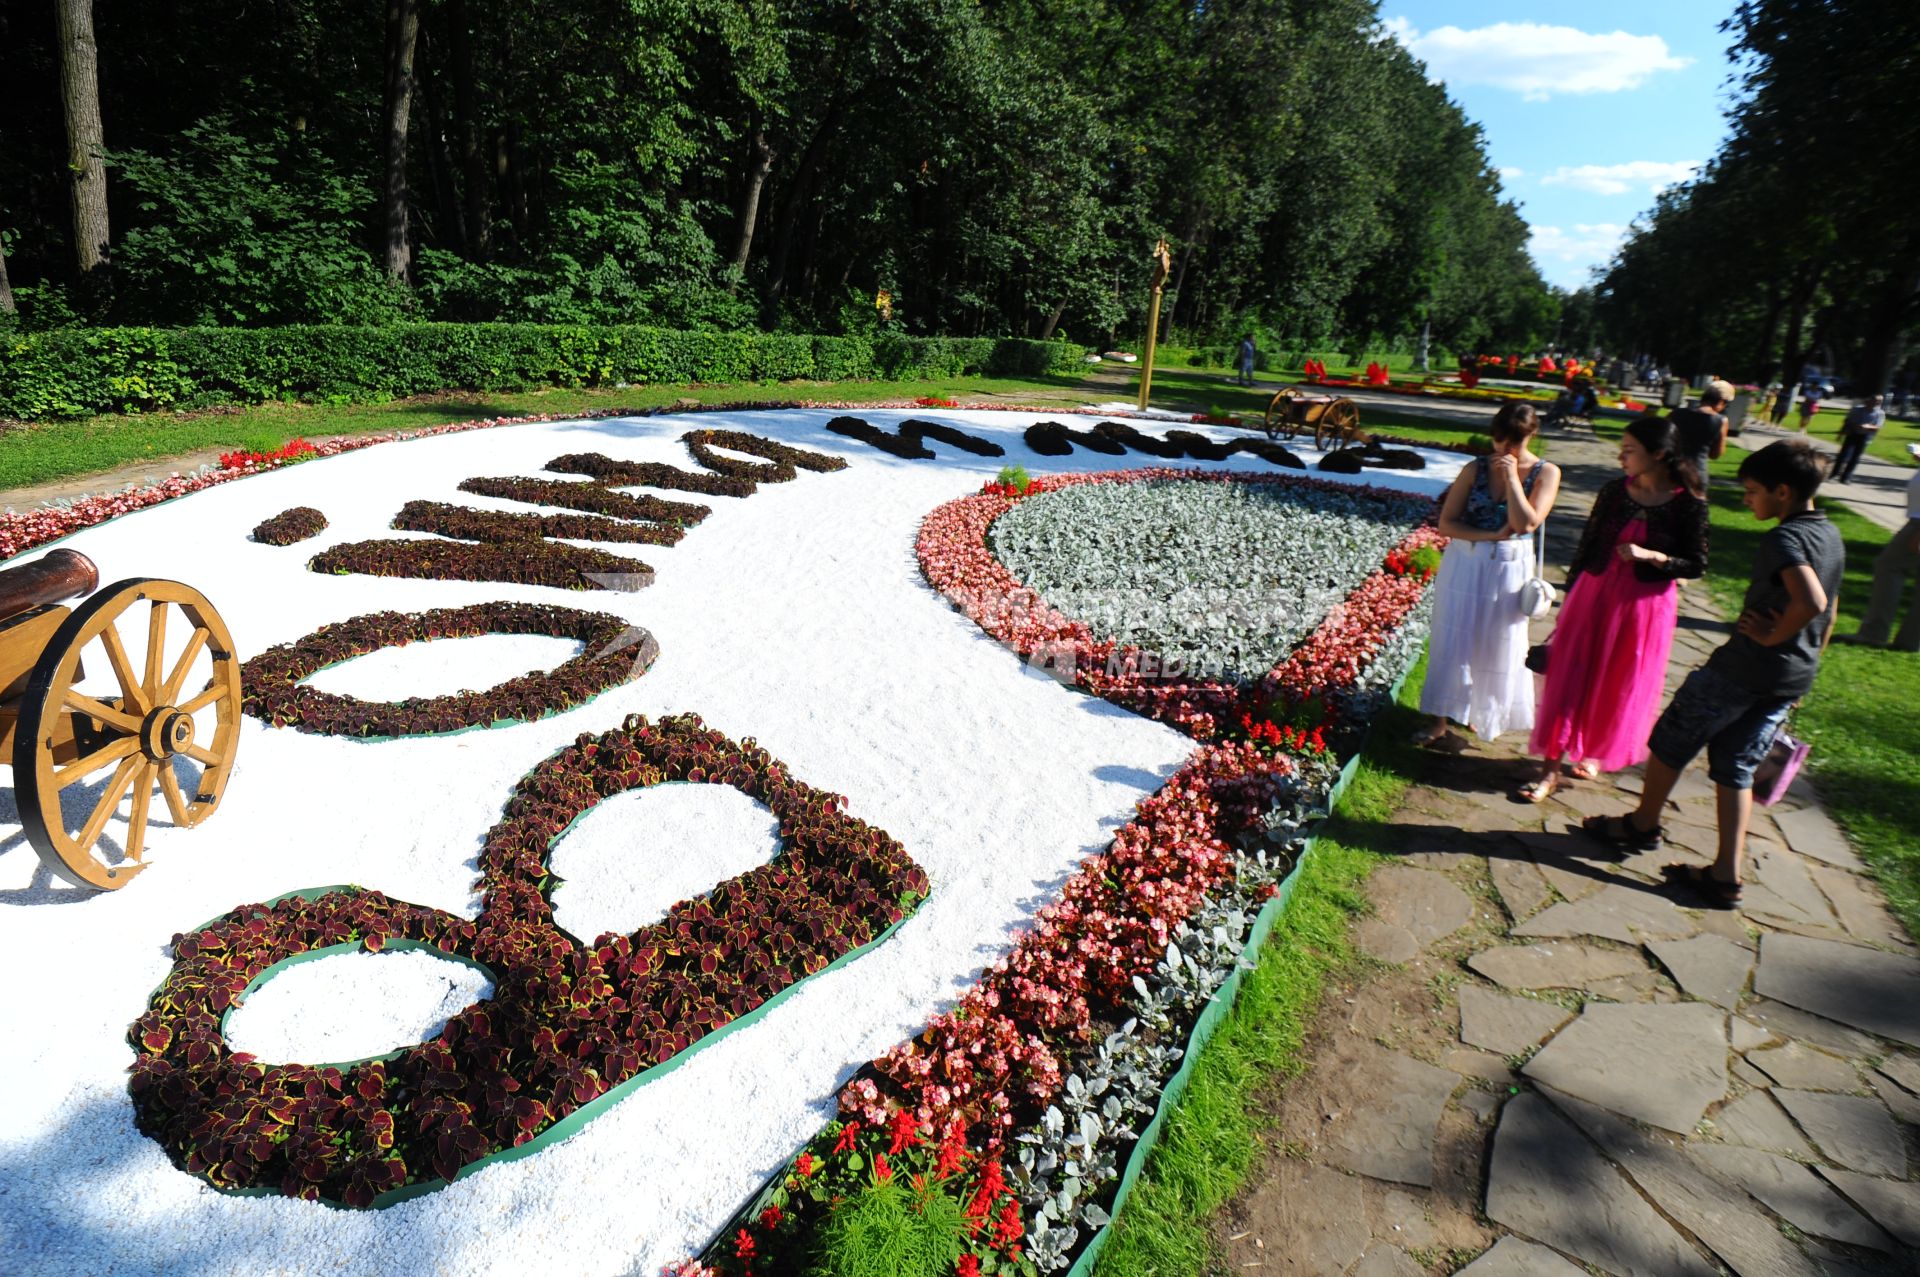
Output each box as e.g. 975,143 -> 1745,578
62,690 -> 144,735
160,626 -> 210,706
54,735 -> 141,788
178,682 -> 229,715
158,766 -> 191,826
124,764 -> 156,863
99,624 -> 151,715
142,602 -> 169,702
73,755 -> 143,860
180,742 -> 220,768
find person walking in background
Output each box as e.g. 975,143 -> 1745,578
1520,416 -> 1708,801
1414,402 -> 1563,746
1832,393 -> 1886,483
1582,441 -> 1842,907
1839,443 -> 1920,650
1668,380 -> 1734,493
1235,334 -> 1257,386
1797,383 -> 1822,433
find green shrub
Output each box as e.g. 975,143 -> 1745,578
0,324 -> 1087,421
810,1178 -> 970,1277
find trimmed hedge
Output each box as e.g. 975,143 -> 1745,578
0,324 -> 1087,421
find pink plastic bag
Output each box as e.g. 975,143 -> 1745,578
1750,729 -> 1811,807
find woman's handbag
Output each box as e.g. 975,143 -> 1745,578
1519,529 -> 1556,619
1751,725 -> 1811,807
1524,642 -> 1551,675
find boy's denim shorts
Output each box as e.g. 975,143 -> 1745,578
1647,665 -> 1794,791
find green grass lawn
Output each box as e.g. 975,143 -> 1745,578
1698,454 -> 1920,938
1,366 -> 1490,495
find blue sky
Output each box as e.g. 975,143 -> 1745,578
1380,3 -> 1742,291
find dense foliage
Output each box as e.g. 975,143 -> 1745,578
1,0 -> 1551,354
1592,0 -> 1920,388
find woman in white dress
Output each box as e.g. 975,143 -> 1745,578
1414,402 -> 1562,744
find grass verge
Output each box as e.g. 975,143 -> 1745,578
1696,477 -> 1920,939
1091,670 -> 1429,1276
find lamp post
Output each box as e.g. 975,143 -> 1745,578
1137,238 -> 1172,411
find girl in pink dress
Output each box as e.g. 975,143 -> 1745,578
1521,416 -> 1709,801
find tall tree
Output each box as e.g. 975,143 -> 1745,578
56,0 -> 110,278
381,0 -> 421,282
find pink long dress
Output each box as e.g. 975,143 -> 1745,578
1529,519 -> 1679,770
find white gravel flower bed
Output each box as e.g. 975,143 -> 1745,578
0,408 -> 1460,1276
224,949 -> 495,1066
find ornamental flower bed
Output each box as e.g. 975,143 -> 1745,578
129,713 -> 930,1208
696,468 -> 1445,1273
240,603 -> 654,737
824,415 -> 1007,460
253,506 -> 328,546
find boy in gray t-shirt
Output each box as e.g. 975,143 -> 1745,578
1581,441 -> 1843,907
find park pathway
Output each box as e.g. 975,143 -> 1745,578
1218,421 -> 1920,1276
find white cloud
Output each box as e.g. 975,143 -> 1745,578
1498,166 -> 1525,183
1528,222 -> 1628,266
1383,19 -> 1691,100
1541,160 -> 1699,196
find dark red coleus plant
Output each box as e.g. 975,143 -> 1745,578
128,713 -> 929,1207
252,506 -> 329,546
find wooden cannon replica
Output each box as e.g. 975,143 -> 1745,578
1263,387 -> 1365,451
0,550 -> 241,889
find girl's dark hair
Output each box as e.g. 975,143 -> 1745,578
1489,401 -> 1539,444
1625,413 -> 1703,497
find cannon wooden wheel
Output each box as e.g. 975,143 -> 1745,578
1314,397 -> 1364,452
1264,386 -> 1306,441
12,579 -> 241,890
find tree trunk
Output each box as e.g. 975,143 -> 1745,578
728,125 -> 777,291
1038,300 -> 1067,341
0,232 -> 16,315
57,0 -> 110,278
1750,279 -> 1785,384
449,0 -> 489,259
382,0 -> 422,283
416,27 -> 466,252
1852,265 -> 1920,398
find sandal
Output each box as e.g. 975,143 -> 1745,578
1662,863 -> 1743,909
1516,775 -> 1560,804
1579,814 -> 1664,852
1570,760 -> 1602,781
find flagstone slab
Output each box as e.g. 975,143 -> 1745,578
1772,805 -> 1867,872
1240,1161 -> 1372,1275
1753,933 -> 1920,1048
1485,1095 -> 1717,1277
1522,1002 -> 1727,1133
1318,1047 -> 1460,1187
1773,1091 -> 1908,1176
1489,856 -> 1554,923
1808,864 -> 1915,951
1355,919 -> 1419,964
1649,934 -> 1755,1009
1690,1144 -> 1894,1251
1512,883 -> 1700,945
1457,985 -> 1573,1057
1818,1169 -> 1920,1248
1741,999 -> 1880,1059
1731,1017 -> 1777,1053
1367,864 -> 1475,950
1747,851 -> 1842,929
1870,1070 -> 1920,1126
1454,1237 -> 1587,1276
1468,942 -> 1648,991
1747,1042 -> 1862,1093
1350,1242 -> 1423,1277
1876,1052 -> 1920,1096
1706,1091 -> 1815,1157
1548,1089 -> 1830,1277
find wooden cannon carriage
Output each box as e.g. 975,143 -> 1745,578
1263,387 -> 1365,451
0,551 -> 241,889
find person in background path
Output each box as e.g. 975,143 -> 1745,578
1798,385 -> 1822,433
1832,393 -> 1886,483
1582,441 -> 1843,907
1839,443 -> 1920,650
1413,402 -> 1563,746
1668,380 -> 1734,494
1235,334 -> 1257,386
1522,416 -> 1708,801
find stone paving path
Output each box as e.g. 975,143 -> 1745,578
1221,422 -> 1920,1276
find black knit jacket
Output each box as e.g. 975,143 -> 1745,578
1565,479 -> 1709,584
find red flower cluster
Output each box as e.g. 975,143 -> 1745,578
1301,358 -> 1329,380
1239,715 -> 1327,755
914,396 -> 961,408
220,437 -> 317,470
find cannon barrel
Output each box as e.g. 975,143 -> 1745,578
0,549 -> 99,620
